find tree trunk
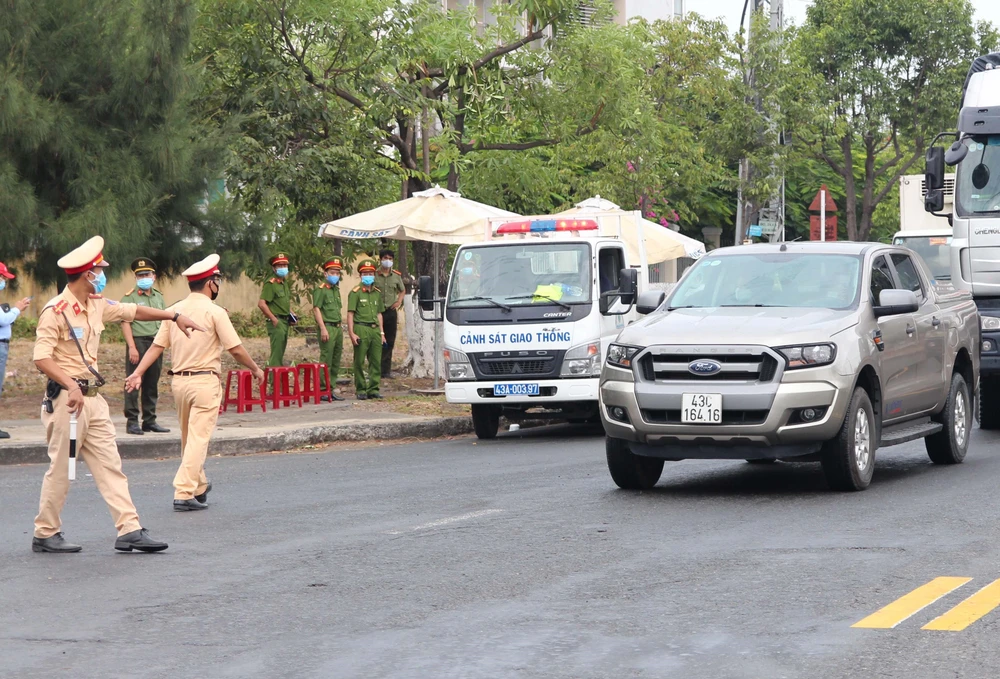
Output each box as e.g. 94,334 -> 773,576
840,134 -> 859,241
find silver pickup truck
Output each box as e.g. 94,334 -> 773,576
600,242 -> 980,491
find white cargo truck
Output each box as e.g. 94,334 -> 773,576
893,173 -> 955,280
417,215 -> 647,439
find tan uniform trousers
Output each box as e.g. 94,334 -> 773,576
172,374 -> 221,500
35,391 -> 142,538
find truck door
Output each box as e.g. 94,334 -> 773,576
598,246 -> 629,358
870,255 -> 921,422
889,252 -> 947,414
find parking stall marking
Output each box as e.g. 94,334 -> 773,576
852,577 -> 972,629
922,578 -> 1000,632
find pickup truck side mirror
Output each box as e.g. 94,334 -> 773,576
417,275 -> 435,312
636,290 -> 666,315
874,289 -> 919,318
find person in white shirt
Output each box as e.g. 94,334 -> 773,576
0,261 -> 30,439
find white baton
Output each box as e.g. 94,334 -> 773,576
68,412 -> 77,481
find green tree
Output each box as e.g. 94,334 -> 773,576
793,0 -> 997,241
0,0 -> 250,284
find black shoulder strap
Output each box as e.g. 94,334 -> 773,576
59,311 -> 106,387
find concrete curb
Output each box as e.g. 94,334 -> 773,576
0,417 -> 474,466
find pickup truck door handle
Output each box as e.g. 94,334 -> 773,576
906,323 -> 916,335
932,317 -> 942,327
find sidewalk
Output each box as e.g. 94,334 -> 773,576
0,399 -> 472,466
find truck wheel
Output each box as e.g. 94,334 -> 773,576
821,387 -> 876,491
979,378 -> 1000,430
606,437 -> 663,490
471,405 -> 500,440
926,372 -> 971,465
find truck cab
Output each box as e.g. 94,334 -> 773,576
419,217 -> 643,439
893,174 -> 955,281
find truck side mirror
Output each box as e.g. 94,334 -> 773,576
618,268 -> 638,306
925,146 -> 945,191
925,189 -> 945,214
417,275 -> 435,312
636,290 -> 665,315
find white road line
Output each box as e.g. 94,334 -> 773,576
386,509 -> 504,535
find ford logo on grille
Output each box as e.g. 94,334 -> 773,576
688,360 -> 722,376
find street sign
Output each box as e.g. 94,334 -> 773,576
748,224 -> 762,237
758,219 -> 779,235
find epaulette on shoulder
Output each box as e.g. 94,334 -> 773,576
352,285 -> 361,292
126,288 -> 135,296
393,269 -> 402,276
268,277 -> 280,284
53,300 -> 69,314
372,285 -> 382,292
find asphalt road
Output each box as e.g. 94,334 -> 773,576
4,425 -> 1000,678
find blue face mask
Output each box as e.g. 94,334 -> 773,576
0,279 -> 5,292
275,267 -> 289,278
89,270 -> 107,294
326,274 -> 340,285
361,275 -> 375,286
136,277 -> 154,291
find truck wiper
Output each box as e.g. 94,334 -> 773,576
719,304 -> 785,308
504,293 -> 571,310
973,210 -> 1000,214
451,296 -> 512,312
666,305 -> 698,311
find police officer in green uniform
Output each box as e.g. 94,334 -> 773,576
258,253 -> 296,371
376,249 -> 406,378
121,258 -> 169,436
312,257 -> 345,401
348,259 -> 385,400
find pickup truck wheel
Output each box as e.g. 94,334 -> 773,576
979,378 -> 1000,430
471,405 -> 500,440
821,387 -> 876,491
926,373 -> 971,465
606,437 -> 663,490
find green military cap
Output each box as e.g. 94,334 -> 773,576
357,259 -> 377,274
323,256 -> 344,271
131,258 -> 156,274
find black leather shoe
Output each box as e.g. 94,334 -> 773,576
330,393 -> 344,401
356,393 -> 368,400
126,422 -> 144,436
173,498 -> 208,512
369,393 -> 384,399
115,528 -> 168,552
0,429 -> 9,439
142,423 -> 170,433
194,481 -> 212,504
32,533 -> 82,553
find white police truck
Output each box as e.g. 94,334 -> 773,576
418,216 -> 647,439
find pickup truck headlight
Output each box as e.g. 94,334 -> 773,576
560,342 -> 601,377
607,343 -> 641,369
982,315 -> 1000,331
443,347 -> 474,381
778,344 -> 836,369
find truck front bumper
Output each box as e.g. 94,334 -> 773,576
446,378 -> 600,405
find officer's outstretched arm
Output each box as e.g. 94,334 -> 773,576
133,307 -> 205,336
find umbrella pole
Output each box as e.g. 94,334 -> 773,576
433,242 -> 440,390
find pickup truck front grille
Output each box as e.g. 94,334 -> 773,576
639,350 -> 780,383
642,409 -> 770,425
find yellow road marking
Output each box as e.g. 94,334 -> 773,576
852,577 -> 972,629
923,578 -> 1000,631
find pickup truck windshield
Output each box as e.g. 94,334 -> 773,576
668,253 -> 861,310
956,135 -> 1000,216
892,236 -> 951,280
449,243 -> 592,307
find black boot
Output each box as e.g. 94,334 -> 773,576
142,422 -> 170,433
115,528 -> 168,552
173,498 -> 208,512
126,421 -> 144,436
32,533 -> 82,553
194,481 -> 212,504
0,428 -> 10,439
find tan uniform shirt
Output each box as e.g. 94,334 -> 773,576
33,288 -> 138,379
153,293 -> 241,374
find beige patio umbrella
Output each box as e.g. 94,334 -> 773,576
555,196 -> 705,262
317,187 -> 519,243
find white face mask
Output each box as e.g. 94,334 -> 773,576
0,279 -> 5,292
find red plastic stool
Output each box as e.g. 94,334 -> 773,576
297,363 -> 332,404
266,366 -> 303,409
222,369 -> 267,413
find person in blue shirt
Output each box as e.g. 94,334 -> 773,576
0,261 -> 31,439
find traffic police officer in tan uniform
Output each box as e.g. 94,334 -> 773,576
126,254 -> 265,511
32,237 -> 203,553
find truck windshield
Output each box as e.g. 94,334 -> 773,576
448,243 -> 592,307
667,253 -> 861,310
955,135 -> 1000,216
892,236 -> 951,280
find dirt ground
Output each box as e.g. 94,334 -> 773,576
0,335 -> 469,422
